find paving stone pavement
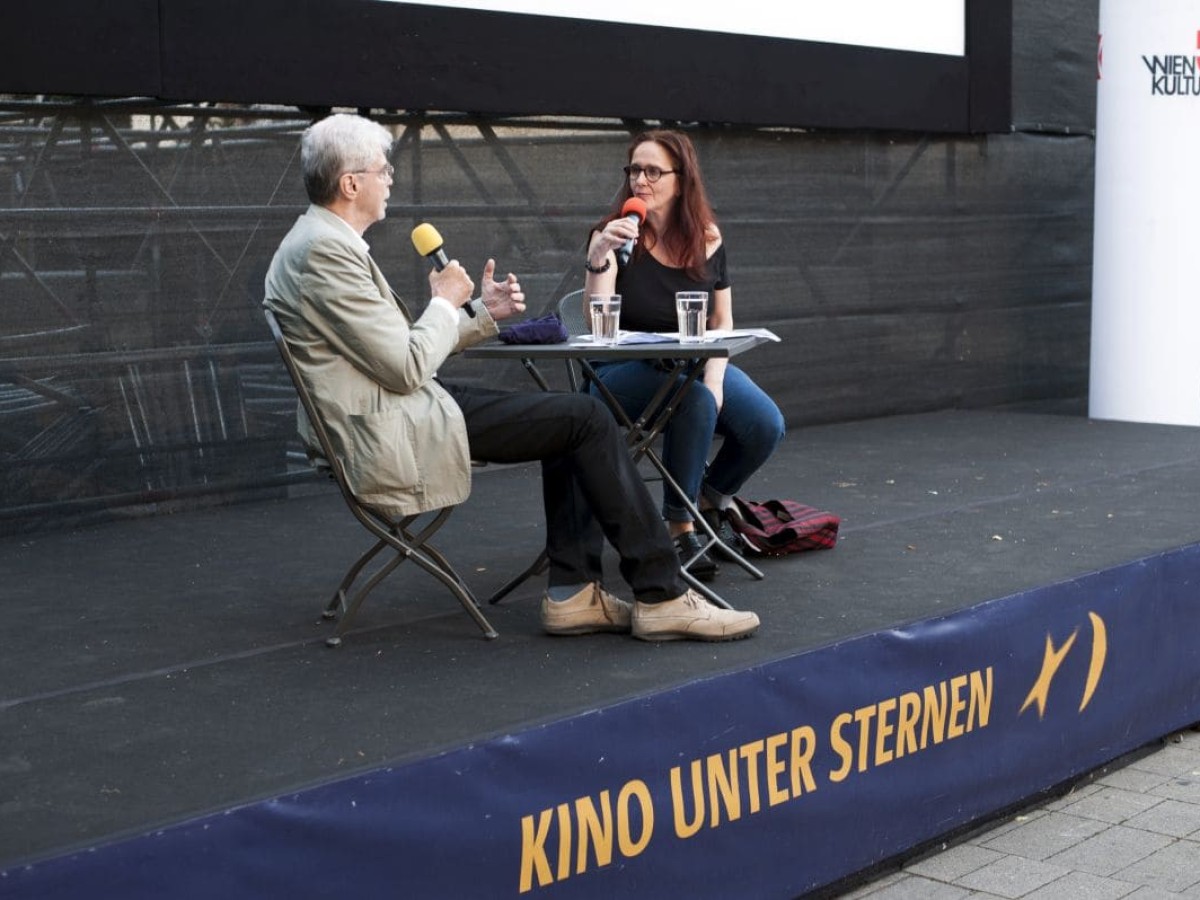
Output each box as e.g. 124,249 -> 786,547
839,728 -> 1200,899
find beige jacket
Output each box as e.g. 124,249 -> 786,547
264,205 -> 497,517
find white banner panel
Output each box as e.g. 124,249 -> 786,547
1090,2 -> 1200,425
382,0 -> 965,56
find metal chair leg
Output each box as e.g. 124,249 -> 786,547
486,551 -> 550,605
324,509 -> 499,646
325,539 -> 388,619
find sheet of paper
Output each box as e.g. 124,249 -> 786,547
703,328 -> 782,342
569,331 -> 675,346
569,328 -> 781,346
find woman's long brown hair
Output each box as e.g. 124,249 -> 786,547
597,130 -> 718,282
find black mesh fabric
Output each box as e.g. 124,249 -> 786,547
0,107 -> 1094,532
0,1 -> 1099,530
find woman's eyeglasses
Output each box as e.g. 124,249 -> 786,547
624,164 -> 676,183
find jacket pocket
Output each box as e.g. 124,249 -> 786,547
344,408 -> 420,497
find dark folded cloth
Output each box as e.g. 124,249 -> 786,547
497,314 -> 569,345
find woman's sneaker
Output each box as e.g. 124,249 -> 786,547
700,507 -> 747,560
673,530 -> 718,581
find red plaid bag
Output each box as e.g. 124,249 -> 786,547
729,497 -> 840,556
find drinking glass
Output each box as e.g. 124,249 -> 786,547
675,292 -> 708,343
589,295 -> 621,344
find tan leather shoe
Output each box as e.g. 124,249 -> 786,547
541,583 -> 632,635
632,590 -> 760,642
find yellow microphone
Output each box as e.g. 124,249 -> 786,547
411,223 -> 449,270
411,223 -> 474,317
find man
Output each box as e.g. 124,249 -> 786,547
264,113 -> 759,642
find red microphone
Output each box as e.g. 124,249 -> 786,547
616,196 -> 647,266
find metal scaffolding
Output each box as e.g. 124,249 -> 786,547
0,99 -> 641,531
0,97 -> 1096,534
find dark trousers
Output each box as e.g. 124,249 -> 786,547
444,383 -> 684,604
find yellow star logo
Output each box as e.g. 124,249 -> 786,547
1019,612 -> 1108,719
1079,612 -> 1107,712
1020,629 -> 1078,720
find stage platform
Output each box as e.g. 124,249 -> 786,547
3,409 -> 1200,899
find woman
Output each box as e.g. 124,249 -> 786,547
584,130 -> 785,579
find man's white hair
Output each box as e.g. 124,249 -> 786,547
301,113 -> 393,205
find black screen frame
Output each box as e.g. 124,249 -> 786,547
1,0 -> 1010,133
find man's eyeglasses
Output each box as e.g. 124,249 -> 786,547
624,164 -> 676,183
351,163 -> 395,179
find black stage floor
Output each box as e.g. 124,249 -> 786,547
4,409 -> 1200,870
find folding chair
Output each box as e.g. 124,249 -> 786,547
552,289 -> 762,606
263,308 -> 498,647
557,288 -> 586,327
556,289 -> 587,379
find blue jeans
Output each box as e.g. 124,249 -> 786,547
589,361 -> 785,523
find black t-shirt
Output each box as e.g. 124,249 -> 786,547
614,245 -> 730,333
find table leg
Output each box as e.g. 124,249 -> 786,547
578,359 -> 765,591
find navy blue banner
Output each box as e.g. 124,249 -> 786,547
6,544 -> 1199,898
